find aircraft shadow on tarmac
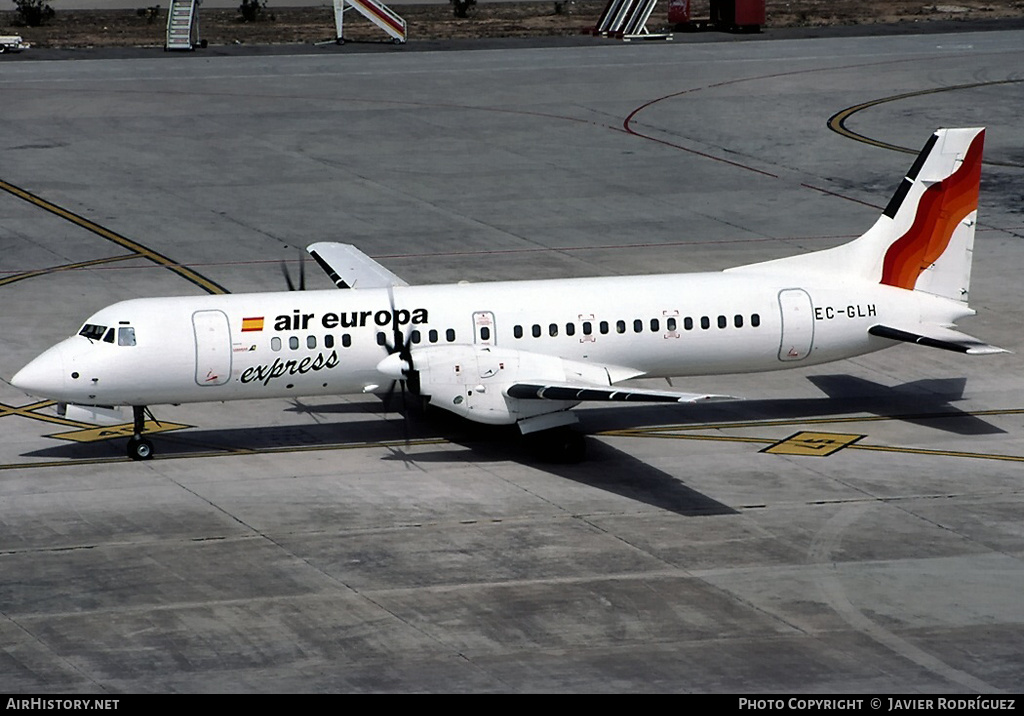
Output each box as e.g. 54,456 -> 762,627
23,375 -> 997,517
583,375 -> 1004,436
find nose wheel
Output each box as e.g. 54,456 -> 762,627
127,435 -> 154,461
127,405 -> 155,461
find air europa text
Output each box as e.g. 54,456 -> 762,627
274,308 -> 429,331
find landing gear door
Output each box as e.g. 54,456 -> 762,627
193,310 -> 232,386
778,288 -> 814,361
473,311 -> 496,346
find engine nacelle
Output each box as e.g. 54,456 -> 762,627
411,344 -> 609,426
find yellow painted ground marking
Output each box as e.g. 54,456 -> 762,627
600,409 -> 1024,464
49,421 -> 192,443
0,254 -> 141,288
0,437 -> 451,470
762,431 -> 865,457
827,79 -> 1024,168
0,400 -> 94,429
0,179 -> 228,295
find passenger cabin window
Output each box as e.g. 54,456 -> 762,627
271,337 -> 282,351
289,336 -> 300,350
633,319 -> 643,333
79,324 -> 107,341
307,335 -> 317,349
117,327 -> 136,346
566,323 -> 576,336
514,325 -> 523,339
666,318 -> 677,332
446,328 -> 456,342
549,323 -> 558,337
480,326 -> 491,341
751,313 -> 761,327
532,324 -> 541,338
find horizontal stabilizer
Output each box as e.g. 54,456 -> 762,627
307,242 -> 409,289
869,324 -> 1008,355
507,383 -> 736,403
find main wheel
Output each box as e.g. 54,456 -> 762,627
127,436 -> 154,461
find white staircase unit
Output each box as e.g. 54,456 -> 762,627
593,0 -> 630,35
332,0 -> 407,44
166,0 -> 199,50
621,0 -> 659,37
592,0 -> 668,39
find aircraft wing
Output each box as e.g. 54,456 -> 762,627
307,242 -> 409,289
869,324 -> 1008,355
506,382 -> 736,403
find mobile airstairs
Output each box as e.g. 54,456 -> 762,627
331,0 -> 407,44
591,0 -> 670,40
165,0 -> 206,50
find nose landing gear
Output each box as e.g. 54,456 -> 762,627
127,405 -> 155,461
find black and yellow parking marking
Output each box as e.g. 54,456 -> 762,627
600,408 -> 1024,465
827,79 -> 1024,168
0,437 -> 451,471
48,420 -> 192,443
762,431 -> 865,457
0,254 -> 142,288
1,407 -> 1024,470
0,178 -> 229,295
0,400 -> 93,429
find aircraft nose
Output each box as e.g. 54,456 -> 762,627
11,344 -> 67,399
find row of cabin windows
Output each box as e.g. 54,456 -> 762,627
512,314 -> 761,339
270,328 -> 458,352
376,328 -> 456,346
271,334 -> 349,351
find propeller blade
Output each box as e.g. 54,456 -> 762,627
381,282 -> 420,398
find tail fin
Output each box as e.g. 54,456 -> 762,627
729,127 -> 985,304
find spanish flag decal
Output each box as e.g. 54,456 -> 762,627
241,316 -> 264,332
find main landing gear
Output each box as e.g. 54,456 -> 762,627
127,405 -> 154,461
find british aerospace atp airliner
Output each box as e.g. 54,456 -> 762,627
11,128 -> 1006,461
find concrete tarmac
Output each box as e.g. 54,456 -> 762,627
1,28 -> 1022,693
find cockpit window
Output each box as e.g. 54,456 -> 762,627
118,327 -> 136,347
79,324 -> 107,341
103,328 -> 115,344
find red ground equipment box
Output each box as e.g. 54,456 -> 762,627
667,0 -> 690,25
710,0 -> 765,30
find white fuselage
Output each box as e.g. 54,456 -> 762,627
17,269 -> 962,409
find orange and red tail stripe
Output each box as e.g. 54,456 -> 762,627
880,130 -> 984,290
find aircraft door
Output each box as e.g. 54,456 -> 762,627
473,311 -> 496,346
193,310 -> 232,386
777,289 -> 814,361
